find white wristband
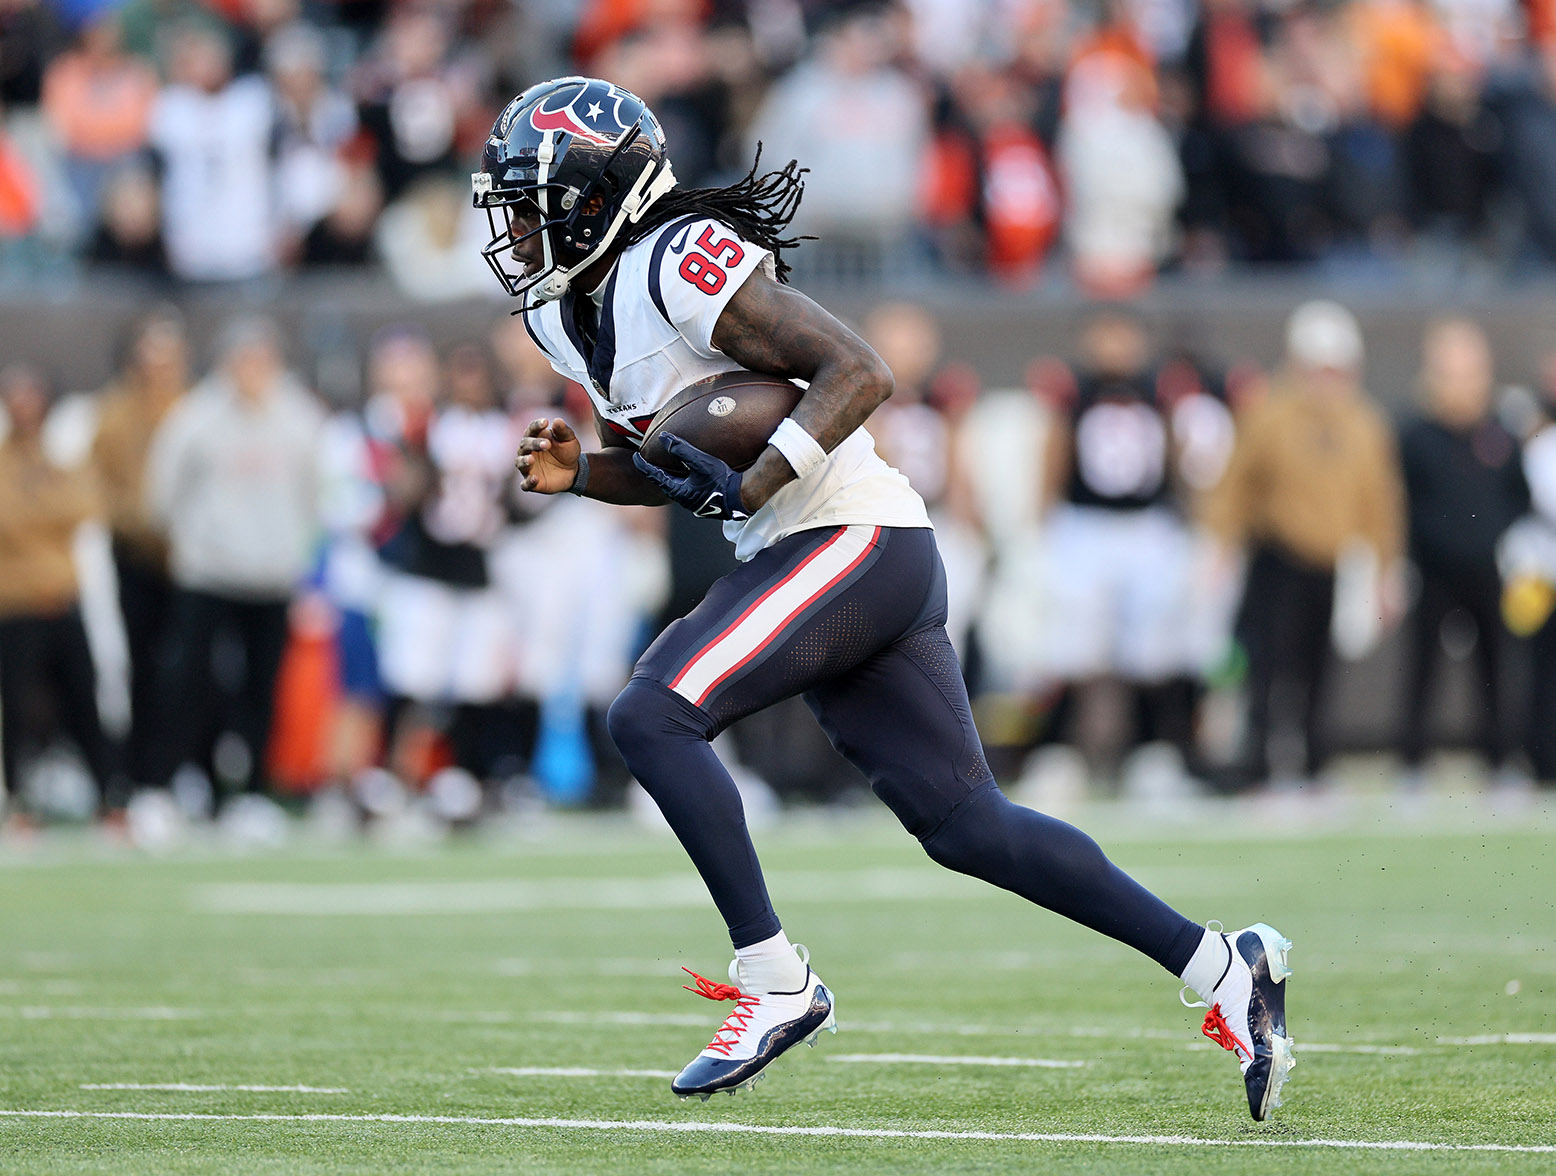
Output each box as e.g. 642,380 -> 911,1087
768,418 -> 827,479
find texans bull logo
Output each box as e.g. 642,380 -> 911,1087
530,81 -> 634,147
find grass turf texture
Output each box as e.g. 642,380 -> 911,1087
0,794 -> 1553,1174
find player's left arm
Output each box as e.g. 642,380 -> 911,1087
709,272 -> 894,511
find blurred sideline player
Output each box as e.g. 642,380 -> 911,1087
1036,308 -> 1197,791
483,76 -> 1294,1120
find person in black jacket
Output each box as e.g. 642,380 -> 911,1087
1396,317 -> 1528,787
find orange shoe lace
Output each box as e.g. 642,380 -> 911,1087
1200,1002 -> 1251,1061
682,967 -> 761,1057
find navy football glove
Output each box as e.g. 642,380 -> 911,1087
633,434 -> 749,520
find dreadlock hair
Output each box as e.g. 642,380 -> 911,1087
619,147 -> 812,284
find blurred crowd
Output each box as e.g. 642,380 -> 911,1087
0,307 -> 670,832
5,295 -> 1556,836
6,0 -> 1556,296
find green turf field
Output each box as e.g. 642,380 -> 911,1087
1,791 -> 1553,1174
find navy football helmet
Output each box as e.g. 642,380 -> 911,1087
473,77 -> 677,304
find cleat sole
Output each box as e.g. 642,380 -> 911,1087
1264,1033 -> 1297,1115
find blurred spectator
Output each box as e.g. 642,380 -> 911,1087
1057,57 -> 1183,296
1484,46 -> 1556,264
86,164 -> 166,272
40,10 -> 157,237
267,21 -> 358,258
1404,55 -> 1497,255
309,324 -> 437,786
1206,300 -> 1404,788
1177,0 -> 1264,265
747,7 -> 928,256
147,25 -> 279,281
944,67 -> 1062,281
1506,356 -> 1556,786
7,0 -> 1556,285
226,0 -> 303,77
0,0 -> 64,108
1348,0 -> 1443,130
0,362 -> 119,811
374,176 -> 490,300
593,18 -> 738,187
352,6 -> 482,202
1244,9 -> 1349,261
1037,307 -> 1197,782
300,158 -> 381,266
145,317 -> 322,799
91,306 -> 190,785
1396,316 -> 1527,788
375,337 -> 518,785
361,323 -> 437,502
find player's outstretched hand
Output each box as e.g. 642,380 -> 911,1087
633,434 -> 748,520
515,417 -> 582,494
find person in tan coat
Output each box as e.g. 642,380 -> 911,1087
91,307 -> 189,784
1205,301 -> 1405,788
0,364 -> 119,810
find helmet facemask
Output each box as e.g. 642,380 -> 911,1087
475,121 -> 676,307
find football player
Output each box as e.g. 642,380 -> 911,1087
486,76 -> 1294,1119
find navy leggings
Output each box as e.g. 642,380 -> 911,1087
608,525 -> 1202,974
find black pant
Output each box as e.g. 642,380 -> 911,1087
1399,563 -> 1511,768
1237,543 -> 1336,781
113,544 -> 176,784
0,608 -> 121,807
152,588 -> 290,795
607,525 -> 1203,976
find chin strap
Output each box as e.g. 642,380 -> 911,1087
533,158 -> 677,303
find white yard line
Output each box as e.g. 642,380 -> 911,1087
827,1053 -> 1083,1069
80,1084 -> 349,1093
493,958 -> 676,978
1439,1034 -> 1556,1045
0,1006 -> 201,1021
193,865 -> 1232,917
487,1067 -> 678,1080
0,1110 -> 1551,1154
521,1011 -> 1104,1036
516,1011 -> 711,1028
488,1055 -> 1083,1073
1183,1042 -> 1419,1056
191,869 -> 983,915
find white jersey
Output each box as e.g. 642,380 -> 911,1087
522,214 -> 930,560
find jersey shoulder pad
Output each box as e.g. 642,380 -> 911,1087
641,215 -> 771,357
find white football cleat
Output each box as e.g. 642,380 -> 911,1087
1182,922 -> 1296,1121
671,947 -> 836,1100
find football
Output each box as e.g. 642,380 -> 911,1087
639,370 -> 804,472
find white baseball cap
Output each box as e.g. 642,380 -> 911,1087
1286,300 -> 1364,372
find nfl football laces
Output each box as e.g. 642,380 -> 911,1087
671,945 -> 837,1100
1180,921 -> 1296,1121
